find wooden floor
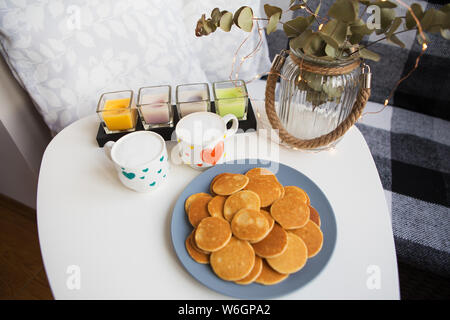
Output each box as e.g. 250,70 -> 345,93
0,194 -> 53,300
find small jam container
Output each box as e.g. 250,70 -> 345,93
96,90 -> 138,134
213,80 -> 248,120
137,85 -> 173,130
176,83 -> 211,119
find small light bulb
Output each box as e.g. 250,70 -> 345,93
384,99 -> 389,106
422,43 -> 428,51
318,24 -> 324,31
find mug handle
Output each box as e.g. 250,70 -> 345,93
222,114 -> 239,138
104,141 -> 115,161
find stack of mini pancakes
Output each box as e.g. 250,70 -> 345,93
184,168 -> 323,285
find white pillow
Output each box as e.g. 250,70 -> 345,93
0,0 -> 208,133
181,0 -> 271,83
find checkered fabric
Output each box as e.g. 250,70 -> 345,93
265,0 -> 450,299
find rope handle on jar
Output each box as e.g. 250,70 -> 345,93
264,50 -> 372,149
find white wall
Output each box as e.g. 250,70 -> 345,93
0,55 -> 52,208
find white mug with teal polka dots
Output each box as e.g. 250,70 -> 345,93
104,131 -> 169,192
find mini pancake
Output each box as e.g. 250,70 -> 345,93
270,196 -> 310,229
244,176 -> 282,207
223,190 -> 261,221
308,205 -> 321,227
252,223 -> 288,258
207,195 -> 227,219
212,174 -> 249,196
259,209 -> 275,233
188,194 -> 212,227
255,259 -> 289,285
231,209 -> 270,242
284,186 -> 309,204
195,217 -> 232,252
279,182 -> 285,198
185,192 -> 210,214
290,220 -> 323,257
266,232 -> 308,274
210,173 -> 233,195
245,168 -> 276,178
185,232 -> 209,264
235,256 -> 263,285
190,229 -> 210,254
210,237 -> 255,281
247,209 -> 274,244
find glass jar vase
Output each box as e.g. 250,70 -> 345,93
277,49 -> 361,150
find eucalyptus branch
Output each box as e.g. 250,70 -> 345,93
350,28 -> 415,55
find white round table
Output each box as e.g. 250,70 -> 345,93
37,101 -> 399,299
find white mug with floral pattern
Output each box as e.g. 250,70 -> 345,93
175,112 -> 238,169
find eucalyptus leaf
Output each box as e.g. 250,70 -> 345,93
236,6 -> 253,32
325,44 -> 338,58
349,19 -> 373,44
421,8 -> 447,33
303,72 -> 323,91
323,81 -> 344,98
372,0 -> 397,9
444,11 -> 450,29
219,11 -> 233,32
195,14 -> 215,36
405,3 -> 424,30
441,28 -> 450,40
416,32 -> 429,45
283,16 -> 314,38
315,2 -> 321,15
358,0 -> 372,6
233,7 -> 245,27
267,12 -> 280,35
319,19 -> 348,49
211,8 -> 221,25
290,4 -> 306,11
379,8 -> 396,32
290,29 -> 313,52
264,4 -> 282,18
386,17 -> 402,38
388,34 -> 405,48
304,33 -> 327,57
328,0 -> 359,23
359,48 -> 380,61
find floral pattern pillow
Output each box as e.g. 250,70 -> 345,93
0,0 -> 208,133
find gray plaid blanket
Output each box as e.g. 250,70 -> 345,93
265,0 -> 450,299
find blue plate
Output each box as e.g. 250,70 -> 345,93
170,159 -> 337,299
